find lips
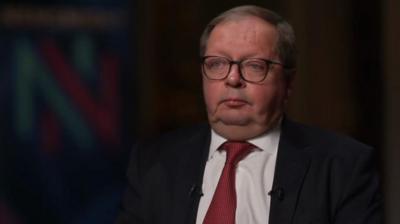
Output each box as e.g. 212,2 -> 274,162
221,98 -> 248,107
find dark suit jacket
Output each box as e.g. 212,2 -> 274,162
115,119 -> 382,224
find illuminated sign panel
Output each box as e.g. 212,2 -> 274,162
1,3 -> 129,224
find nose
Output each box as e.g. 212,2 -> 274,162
225,64 -> 245,88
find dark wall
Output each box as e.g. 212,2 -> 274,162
132,0 -> 382,148
132,1 -> 400,223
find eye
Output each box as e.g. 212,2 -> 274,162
244,60 -> 267,72
205,58 -> 228,71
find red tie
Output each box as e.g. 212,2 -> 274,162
203,141 -> 254,224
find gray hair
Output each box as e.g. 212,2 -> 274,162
200,5 -> 297,72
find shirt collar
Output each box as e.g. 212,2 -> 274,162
208,121 -> 282,160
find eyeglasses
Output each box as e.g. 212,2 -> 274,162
201,56 -> 286,83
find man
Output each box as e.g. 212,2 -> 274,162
116,5 -> 382,224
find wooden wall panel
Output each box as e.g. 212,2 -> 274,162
383,0 -> 400,222
133,0 -> 397,222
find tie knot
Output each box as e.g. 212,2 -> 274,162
221,141 -> 254,165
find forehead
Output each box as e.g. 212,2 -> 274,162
206,16 -> 278,57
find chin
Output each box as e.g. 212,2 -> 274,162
212,123 -> 267,140
209,120 -> 264,141
220,117 -> 250,126
209,112 -> 282,140
213,111 -> 252,124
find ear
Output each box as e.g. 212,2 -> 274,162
285,69 -> 296,98
283,69 -> 296,107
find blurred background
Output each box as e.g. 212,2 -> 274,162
0,0 -> 399,224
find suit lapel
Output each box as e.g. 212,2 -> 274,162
269,119 -> 311,224
165,120 -> 310,224
168,125 -> 211,224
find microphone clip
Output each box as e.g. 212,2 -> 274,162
268,187 -> 285,201
189,184 -> 203,198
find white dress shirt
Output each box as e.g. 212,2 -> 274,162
196,124 -> 281,224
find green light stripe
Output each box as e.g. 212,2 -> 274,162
14,38 -> 34,139
73,34 -> 95,79
37,71 -> 95,150
14,38 -> 95,150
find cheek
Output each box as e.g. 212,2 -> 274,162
251,85 -> 286,113
202,81 -> 219,111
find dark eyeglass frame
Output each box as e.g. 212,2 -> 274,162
201,56 -> 288,83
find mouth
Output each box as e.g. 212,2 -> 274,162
221,98 -> 248,108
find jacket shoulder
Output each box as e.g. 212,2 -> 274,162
282,119 -> 374,158
139,123 -> 210,150
130,123 -> 210,171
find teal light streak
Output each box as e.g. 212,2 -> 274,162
14,38 -> 35,139
73,34 -> 95,80
36,70 -> 94,150
14,37 -> 95,150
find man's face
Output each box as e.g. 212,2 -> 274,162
202,16 -> 293,140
